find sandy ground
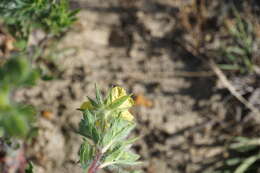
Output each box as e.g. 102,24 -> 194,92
16,1 -> 236,172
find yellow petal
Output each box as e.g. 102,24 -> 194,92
80,101 -> 94,110
111,86 -> 127,101
120,111 -> 134,121
111,86 -> 134,108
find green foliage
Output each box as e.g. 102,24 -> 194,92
0,57 -> 39,88
78,86 -> 140,173
0,57 -> 39,138
25,162 -> 34,173
0,0 -> 79,41
215,137 -> 260,173
79,110 -> 101,144
0,0 -> 78,171
0,0 -> 77,139
218,7 -> 255,74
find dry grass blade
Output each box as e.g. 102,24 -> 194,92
208,58 -> 260,119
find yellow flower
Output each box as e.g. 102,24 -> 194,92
80,101 -> 94,110
80,86 -> 134,121
109,86 -> 134,108
119,110 -> 134,121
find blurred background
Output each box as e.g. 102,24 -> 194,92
1,0 -> 260,173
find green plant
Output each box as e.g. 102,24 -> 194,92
78,86 -> 141,173
218,7 -> 255,74
25,162 -> 34,173
0,0 -> 79,42
0,56 -> 39,138
215,137 -> 260,173
0,0 -> 79,80
0,1 -> 78,172
0,56 -> 39,173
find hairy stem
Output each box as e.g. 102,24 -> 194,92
87,153 -> 102,173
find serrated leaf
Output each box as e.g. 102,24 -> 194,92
95,84 -> 103,105
120,151 -> 140,162
79,110 -> 100,143
104,145 -> 125,163
101,119 -> 134,149
79,141 -> 95,169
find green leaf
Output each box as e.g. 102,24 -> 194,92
104,144 -> 125,163
79,110 -> 100,143
226,47 -> 246,55
234,154 -> 260,173
0,0 -> 79,39
23,69 -> 40,86
0,127 -> 4,137
0,57 -> 39,87
233,137 -> 251,143
0,56 -> 37,138
2,57 -> 30,85
87,96 -> 100,108
226,158 -> 242,166
101,119 -> 135,153
25,162 -> 34,173
104,88 -> 113,105
14,39 -> 28,50
107,95 -> 131,110
2,111 -> 29,137
69,9 -> 80,18
229,137 -> 260,152
114,151 -> 140,165
123,137 -> 140,146
0,85 -> 10,107
95,84 -> 103,105
41,74 -> 55,81
79,141 -> 95,169
219,64 -> 240,71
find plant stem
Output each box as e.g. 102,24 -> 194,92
87,153 -> 102,173
0,85 -> 10,107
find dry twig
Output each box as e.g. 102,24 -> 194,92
208,58 -> 260,119
177,41 -> 260,119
